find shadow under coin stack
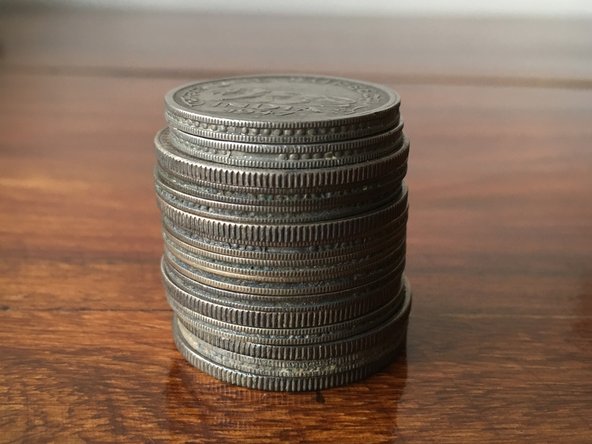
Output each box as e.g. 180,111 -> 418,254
154,75 -> 411,391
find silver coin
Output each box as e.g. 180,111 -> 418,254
155,163 -> 408,210
164,236 -> 406,286
155,175 -> 403,223
163,236 -> 406,283
157,75 -> 411,391
167,120 -> 405,169
155,128 -> 410,191
163,246 -> 406,296
162,215 -> 407,262
176,304 -> 408,361
168,279 -> 406,344
162,256 -> 406,327
162,260 -> 405,329
176,319 -> 402,376
165,269 -> 406,331
157,186 -> 408,247
173,282 -> 410,360
162,256 -> 405,306
163,228 -> 406,278
164,75 -> 400,143
173,319 -> 407,391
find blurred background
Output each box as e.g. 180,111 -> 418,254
6,0 -> 592,15
1,0 -> 591,85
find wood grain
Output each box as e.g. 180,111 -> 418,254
1,7 -> 592,443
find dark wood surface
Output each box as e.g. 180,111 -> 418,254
1,7 -> 591,443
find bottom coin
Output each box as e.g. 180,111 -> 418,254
171,281 -> 412,391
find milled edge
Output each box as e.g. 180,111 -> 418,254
170,281 -> 411,390
173,282 -> 409,360
163,246 -> 406,296
173,323 -> 407,391
163,237 -> 406,284
162,256 -> 405,305
155,163 -> 408,207
155,128 -> 410,189
162,222 -> 407,267
155,178 -> 403,224
161,259 -> 406,328
156,186 -> 408,246
162,215 -> 408,261
163,232 -> 406,280
167,275 -> 407,342
163,263 -> 404,331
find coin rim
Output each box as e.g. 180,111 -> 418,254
167,120 -> 405,169
172,319 -> 407,391
173,283 -> 410,361
165,75 -> 400,126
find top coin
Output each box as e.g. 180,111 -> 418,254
164,75 -> 401,143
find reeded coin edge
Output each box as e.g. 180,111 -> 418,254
157,187 -> 408,247
167,277 -> 406,343
162,215 -> 407,262
163,247 -> 406,296
163,230 -> 406,277
177,318 -> 402,375
164,237 -> 406,283
172,315 -> 408,391
162,259 -> 407,328
163,256 -> 406,305
155,163 -> 408,207
155,177 -> 403,224
172,280 -> 411,360
155,129 -> 410,190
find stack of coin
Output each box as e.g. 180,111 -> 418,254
154,75 -> 411,391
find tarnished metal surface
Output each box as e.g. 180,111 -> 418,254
154,74 -> 412,391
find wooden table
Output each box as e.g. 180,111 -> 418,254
1,7 -> 591,443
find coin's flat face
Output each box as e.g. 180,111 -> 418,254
168,75 -> 398,124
